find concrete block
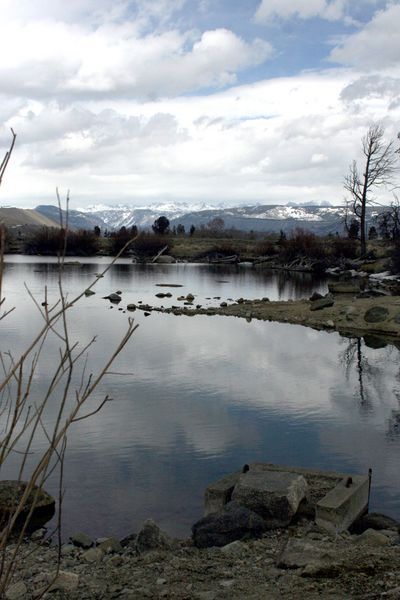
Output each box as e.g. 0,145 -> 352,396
231,470 -> 308,526
315,475 -> 369,533
204,471 -> 241,516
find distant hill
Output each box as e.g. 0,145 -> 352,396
0,207 -> 60,229
1,202 -> 388,236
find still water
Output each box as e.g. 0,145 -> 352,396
1,256 -> 400,539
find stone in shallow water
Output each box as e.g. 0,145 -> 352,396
364,306 -> 389,323
232,470 -> 308,527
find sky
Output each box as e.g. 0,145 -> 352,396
0,0 -> 399,209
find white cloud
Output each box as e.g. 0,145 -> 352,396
254,0 -> 347,23
329,4 -> 400,69
0,20 -> 272,100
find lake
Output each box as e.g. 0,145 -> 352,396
1,256 -> 400,540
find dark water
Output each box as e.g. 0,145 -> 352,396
1,256 -> 400,539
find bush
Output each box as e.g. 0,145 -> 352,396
391,241 -> 400,274
132,232 -> 173,257
254,239 -> 277,257
109,226 -> 137,255
24,227 -> 100,256
330,237 -> 359,259
281,228 -> 326,261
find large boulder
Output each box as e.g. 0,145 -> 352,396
135,519 -> 173,553
192,501 -> 266,548
309,295 -> 334,311
0,480 -> 55,531
231,470 -> 308,527
364,306 -> 389,323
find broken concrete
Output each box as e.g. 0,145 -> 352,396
232,470 -> 308,527
315,475 -> 370,533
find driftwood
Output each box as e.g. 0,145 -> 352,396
151,245 -> 168,263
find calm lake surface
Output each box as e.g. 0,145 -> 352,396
1,256 -> 400,539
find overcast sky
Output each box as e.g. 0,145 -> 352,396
0,0 -> 399,209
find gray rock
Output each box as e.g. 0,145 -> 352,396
220,540 -> 246,556
84,289 -> 95,296
353,528 -> 391,547
70,531 -> 93,548
103,292 -> 122,302
98,537 -> 123,553
82,547 -> 104,562
231,470 -> 308,527
135,519 -> 172,553
364,306 -> 389,323
48,571 -> 79,592
192,501 -> 266,548
126,304 -> 136,311
0,481 -> 55,531
5,581 -> 27,600
328,282 -> 360,294
277,538 -> 339,575
355,512 -> 400,533
309,291 -> 323,301
309,295 -> 334,311
204,471 -> 241,516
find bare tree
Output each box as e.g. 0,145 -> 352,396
344,124 -> 397,256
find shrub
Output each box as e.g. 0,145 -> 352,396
254,239 -> 277,257
330,237 -> 359,259
109,226 -> 137,255
391,241 -> 400,274
281,228 -> 326,261
132,232 -> 173,257
24,227 -> 100,256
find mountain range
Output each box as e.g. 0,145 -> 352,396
0,202 -> 385,236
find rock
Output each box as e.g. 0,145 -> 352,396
30,528 -> 46,542
220,302 -> 227,307
5,581 -> 27,600
328,283 -> 360,294
48,571 -> 79,593
353,512 -> 400,533
325,320 -> 335,328
155,292 -> 172,298
309,292 -> 323,301
84,289 -> 95,296
192,501 -> 266,548
70,531 -> 93,548
103,293 -> 122,303
220,540 -> 246,556
186,293 -> 195,301
135,519 -> 172,553
309,296 -> 334,311
231,470 -> 308,527
0,481 -> 55,530
98,537 -> 123,553
277,538 -> 339,575
61,544 -> 76,556
155,255 -> 175,264
204,471 -> 241,515
82,547 -> 104,562
126,304 -> 136,311
364,306 -> 389,323
353,529 -> 391,547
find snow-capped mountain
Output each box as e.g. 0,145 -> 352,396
34,202 -> 381,235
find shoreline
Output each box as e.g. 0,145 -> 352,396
137,293 -> 400,344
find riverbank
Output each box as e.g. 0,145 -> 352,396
4,515 -> 400,600
137,293 -> 400,343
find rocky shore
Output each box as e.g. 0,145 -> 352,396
4,514 -> 400,600
134,293 -> 400,343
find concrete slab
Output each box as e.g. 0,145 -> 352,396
232,470 -> 308,527
315,475 -> 370,533
204,471 -> 241,516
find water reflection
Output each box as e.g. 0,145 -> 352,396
1,258 -> 400,540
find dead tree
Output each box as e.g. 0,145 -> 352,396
344,124 -> 397,256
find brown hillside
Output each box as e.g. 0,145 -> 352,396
0,207 -> 60,228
